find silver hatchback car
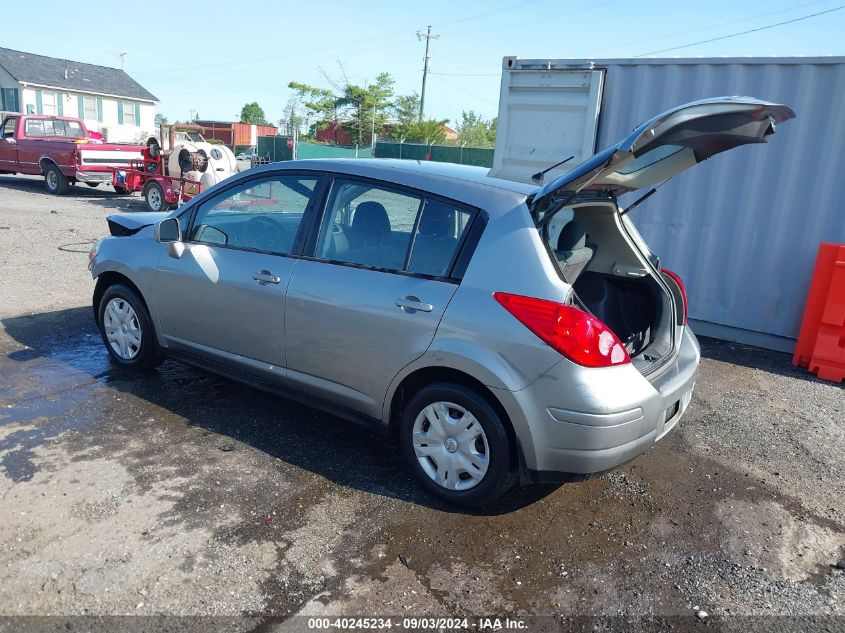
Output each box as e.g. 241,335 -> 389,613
89,97 -> 793,506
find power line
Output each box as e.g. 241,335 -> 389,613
432,1 -> 536,28
635,4 -> 845,57
582,0 -> 833,57
430,71 -> 501,77
433,74 -> 499,108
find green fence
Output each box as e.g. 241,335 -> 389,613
296,142 -> 372,159
374,141 -> 494,167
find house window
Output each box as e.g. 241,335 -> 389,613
40,92 -> 57,116
123,101 -> 136,125
83,96 -> 98,120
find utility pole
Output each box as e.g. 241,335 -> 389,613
416,26 -> 439,122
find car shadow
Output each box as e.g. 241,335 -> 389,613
697,335 -> 843,387
0,307 -> 560,515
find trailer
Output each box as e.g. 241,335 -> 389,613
112,139 -> 203,212
112,123 -> 238,211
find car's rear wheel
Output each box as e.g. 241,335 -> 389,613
44,164 -> 69,194
97,284 -> 161,371
399,382 -> 516,507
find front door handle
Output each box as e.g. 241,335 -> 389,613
252,270 -> 281,285
395,296 -> 433,313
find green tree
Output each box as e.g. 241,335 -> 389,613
399,118 -> 450,144
389,92 -> 421,140
456,110 -> 496,147
240,102 -> 269,125
289,71 -> 396,146
154,113 -> 168,126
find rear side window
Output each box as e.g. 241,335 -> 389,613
317,179 -> 422,270
315,178 -> 474,277
406,200 -> 472,277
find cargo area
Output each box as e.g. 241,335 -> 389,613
545,202 -> 677,374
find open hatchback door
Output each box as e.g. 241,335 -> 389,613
529,97 -> 795,376
529,96 -> 795,218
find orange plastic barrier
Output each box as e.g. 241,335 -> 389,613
793,243 -> 845,383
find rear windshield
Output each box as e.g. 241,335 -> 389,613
24,118 -> 85,139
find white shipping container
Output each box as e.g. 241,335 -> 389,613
492,56 -> 845,352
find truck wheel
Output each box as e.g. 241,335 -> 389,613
44,165 -> 70,194
143,182 -> 170,212
113,186 -> 130,195
86,182 -> 99,188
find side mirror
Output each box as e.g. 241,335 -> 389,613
156,217 -> 181,243
155,217 -> 185,259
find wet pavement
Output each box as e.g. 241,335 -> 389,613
1,304 -> 843,629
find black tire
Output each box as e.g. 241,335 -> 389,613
86,181 -> 100,188
44,164 -> 69,194
143,181 -> 170,212
96,284 -> 162,371
399,382 -> 517,507
113,185 -> 130,195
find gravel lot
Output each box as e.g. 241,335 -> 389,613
0,174 -> 843,630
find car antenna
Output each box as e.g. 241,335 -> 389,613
531,155 -> 575,184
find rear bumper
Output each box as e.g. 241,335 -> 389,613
74,170 -> 115,183
495,327 -> 700,480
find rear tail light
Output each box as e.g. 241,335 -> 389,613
493,292 -> 630,368
661,269 -> 688,325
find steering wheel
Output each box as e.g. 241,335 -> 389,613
244,215 -> 289,252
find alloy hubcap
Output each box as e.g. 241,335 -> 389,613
103,298 -> 142,360
412,401 -> 489,491
47,171 -> 57,189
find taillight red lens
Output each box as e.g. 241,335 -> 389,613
493,292 -> 630,368
662,268 -> 688,324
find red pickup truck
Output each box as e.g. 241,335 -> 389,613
0,114 -> 144,194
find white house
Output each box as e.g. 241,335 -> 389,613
0,47 -> 157,144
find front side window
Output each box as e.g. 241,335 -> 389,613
2,118 -> 15,139
316,178 -> 473,277
189,174 -> 318,255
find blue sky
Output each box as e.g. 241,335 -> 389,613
4,0 -> 843,126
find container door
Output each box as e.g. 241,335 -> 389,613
490,59 -> 605,184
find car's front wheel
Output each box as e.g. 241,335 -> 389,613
97,284 -> 161,371
399,382 -> 517,507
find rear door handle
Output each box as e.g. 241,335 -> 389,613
252,270 -> 281,285
395,296 -> 433,313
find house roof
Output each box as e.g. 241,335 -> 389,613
0,47 -> 158,102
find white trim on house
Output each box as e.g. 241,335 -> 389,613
19,81 -> 157,104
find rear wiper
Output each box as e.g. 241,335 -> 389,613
531,155 -> 575,184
